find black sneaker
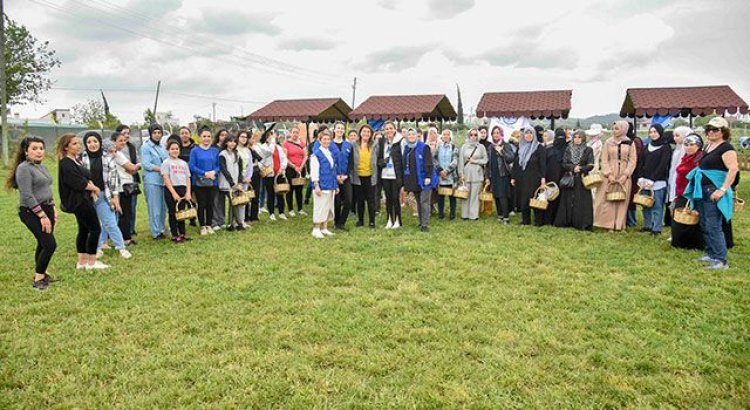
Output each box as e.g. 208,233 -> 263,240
420,226 -> 429,232
154,233 -> 166,240
227,226 -> 236,232
355,221 -> 364,227
33,278 -> 48,291
44,274 -> 60,283
369,222 -> 376,229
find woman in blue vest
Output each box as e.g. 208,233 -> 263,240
683,117 -> 739,270
140,123 -> 169,239
310,129 -> 339,238
402,128 -> 437,232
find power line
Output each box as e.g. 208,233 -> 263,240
50,86 -> 266,104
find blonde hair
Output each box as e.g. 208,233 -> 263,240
55,133 -> 79,160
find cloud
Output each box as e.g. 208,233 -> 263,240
199,10 -> 281,36
355,46 -> 433,73
427,0 -> 475,19
376,0 -> 399,10
278,37 -> 337,51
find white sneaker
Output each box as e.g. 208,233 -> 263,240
311,229 -> 324,239
76,263 -> 87,270
200,226 -> 209,236
392,221 -> 401,229
288,211 -> 296,217
279,213 -> 288,220
298,210 -> 308,216
259,207 -> 268,213
321,229 -> 335,236
87,261 -> 110,270
96,249 -> 104,258
385,219 -> 393,229
269,214 -> 277,221
119,249 -> 132,259
212,225 -> 221,232
207,227 -> 216,234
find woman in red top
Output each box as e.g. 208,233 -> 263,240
671,134 -> 704,250
283,125 -> 308,216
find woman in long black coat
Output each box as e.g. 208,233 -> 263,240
511,127 -> 546,226
555,130 -> 594,230
542,129 -> 566,225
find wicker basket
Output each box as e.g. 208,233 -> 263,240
633,188 -> 655,208
437,186 -> 454,196
291,176 -> 308,186
673,202 -> 699,225
582,172 -> 603,189
544,182 -> 560,201
479,182 -> 494,202
605,182 -> 626,202
274,175 -> 291,195
230,190 -> 251,206
529,186 -> 549,210
735,197 -> 745,213
259,165 -> 273,178
175,199 -> 197,221
453,183 -> 470,199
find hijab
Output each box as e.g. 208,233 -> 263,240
518,126 -> 540,170
148,123 -> 163,142
609,120 -> 630,145
649,124 -> 668,147
83,131 -> 105,191
569,132 -> 587,165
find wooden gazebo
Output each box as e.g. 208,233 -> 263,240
476,90 -> 572,129
350,94 -> 457,123
246,98 -> 352,123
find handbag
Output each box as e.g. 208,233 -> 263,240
122,183 -> 141,195
559,172 -> 574,189
195,175 -> 215,187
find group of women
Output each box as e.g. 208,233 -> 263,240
7,116 -> 741,289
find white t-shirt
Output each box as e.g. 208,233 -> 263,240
161,157 -> 191,187
114,151 -> 134,185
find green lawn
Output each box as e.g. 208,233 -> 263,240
1,162 -> 748,408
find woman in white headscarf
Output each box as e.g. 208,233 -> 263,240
457,128 -> 488,220
668,126 -> 692,205
511,126 -> 546,226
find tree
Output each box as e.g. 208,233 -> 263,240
71,99 -> 121,129
3,16 -> 61,105
456,83 -> 464,125
143,108 -> 156,126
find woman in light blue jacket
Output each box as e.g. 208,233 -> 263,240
140,123 -> 169,239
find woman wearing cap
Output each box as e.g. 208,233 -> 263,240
283,125 -> 308,217
378,121 -> 404,229
402,128 -> 437,231
351,124 -> 378,228
554,130 -> 595,230
683,117 -> 739,270
436,129 -> 459,220
511,127 -> 546,226
141,123 -> 169,239
458,128 -> 488,220
7,137 -> 58,289
671,134 -> 704,250
257,130 -> 288,221
593,121 -> 638,231
637,124 -> 673,236
486,126 -> 515,224
310,129 -> 338,238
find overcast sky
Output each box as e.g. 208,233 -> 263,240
8,0 -> 750,124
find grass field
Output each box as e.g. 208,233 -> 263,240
1,162 -> 748,408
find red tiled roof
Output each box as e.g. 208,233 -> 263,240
620,85 -> 748,117
476,90 -> 572,119
246,98 -> 352,122
350,94 -> 457,121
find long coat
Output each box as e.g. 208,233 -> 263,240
593,139 -> 638,230
511,145 -> 546,212
554,146 -> 595,230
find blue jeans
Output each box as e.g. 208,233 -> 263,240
144,183 -> 166,238
695,185 -> 728,263
642,188 -> 667,233
627,208 -> 637,227
94,195 -> 125,250
258,178 -> 266,207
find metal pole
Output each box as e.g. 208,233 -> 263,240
152,80 -> 161,121
1,0 -> 9,166
351,77 -> 357,108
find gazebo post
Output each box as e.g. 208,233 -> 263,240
689,114 -> 693,128
550,118 -> 556,130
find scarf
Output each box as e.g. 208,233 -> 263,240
569,141 -> 587,165
84,131 -> 105,191
272,145 -> 281,174
609,121 -> 630,146
518,127 -> 540,170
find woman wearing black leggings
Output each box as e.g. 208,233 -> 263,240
7,137 -> 58,290
56,133 -> 108,270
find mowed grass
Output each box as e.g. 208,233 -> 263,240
1,162 -> 748,408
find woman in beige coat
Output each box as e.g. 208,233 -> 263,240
458,128 -> 488,220
593,121 -> 638,231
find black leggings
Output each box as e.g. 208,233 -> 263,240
118,192 -> 133,241
264,176 -> 285,214
248,171 -> 261,221
194,186 -> 216,227
354,178 -> 376,225
285,167 -> 304,212
74,203 -> 101,255
495,196 -> 510,219
382,179 -> 402,224
19,204 -> 57,274
334,178 -> 352,227
164,185 -> 187,237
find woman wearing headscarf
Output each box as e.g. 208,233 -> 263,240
637,124 -> 673,236
458,128 -> 488,220
141,123 -> 169,239
683,117 -> 739,270
593,121 -> 638,231
511,126 -> 546,226
435,129 -> 459,220
485,126 -> 515,224
671,133 -> 704,250
668,126 -> 692,209
542,128 -> 566,225
554,130 -> 594,230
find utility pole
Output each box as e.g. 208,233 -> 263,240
351,77 -> 357,109
212,103 -> 217,122
1,0 -> 9,166
152,80 -> 161,122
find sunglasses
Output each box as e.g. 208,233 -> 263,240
705,126 -> 718,133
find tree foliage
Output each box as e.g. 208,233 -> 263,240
71,99 -> 121,129
3,16 -> 61,105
